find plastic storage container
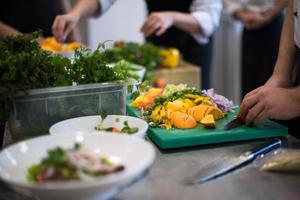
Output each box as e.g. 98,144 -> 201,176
8,82 -> 127,142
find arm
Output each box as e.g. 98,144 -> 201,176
60,0 -> 82,42
0,21 -> 21,40
140,12 -> 200,37
239,0 -> 300,124
141,0 -> 222,43
52,0 -> 116,42
52,0 -> 99,42
189,0 -> 222,39
265,0 -> 289,19
266,0 -> 295,87
232,0 -> 288,30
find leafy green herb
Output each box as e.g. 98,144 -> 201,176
120,120 -> 138,134
0,32 -> 139,124
106,42 -> 163,71
130,80 -> 151,100
94,117 -> 138,134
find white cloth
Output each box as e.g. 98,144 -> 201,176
98,0 -> 117,14
224,0 -> 275,14
295,0 -> 300,48
97,0 -> 222,44
190,0 -> 222,44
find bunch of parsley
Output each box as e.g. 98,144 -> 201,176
0,32 -> 138,122
0,32 -> 71,121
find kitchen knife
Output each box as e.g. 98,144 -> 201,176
223,114 -> 244,130
186,138 -> 282,185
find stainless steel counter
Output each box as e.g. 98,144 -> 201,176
1,136 -> 300,200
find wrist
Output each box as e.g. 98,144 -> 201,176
69,10 -> 81,22
169,12 -> 178,25
266,74 -> 292,88
290,87 -> 300,114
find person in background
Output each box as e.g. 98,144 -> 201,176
52,0 -> 116,42
0,0 -> 81,41
141,0 -> 222,90
225,0 -> 288,98
52,0 -> 222,89
239,0 -> 300,136
0,0 -> 81,148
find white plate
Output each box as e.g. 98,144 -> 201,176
49,115 -> 148,139
0,133 -> 155,200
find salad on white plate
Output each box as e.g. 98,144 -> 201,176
0,133 -> 155,200
49,115 -> 149,139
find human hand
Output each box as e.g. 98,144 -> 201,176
141,12 -> 175,37
52,12 -> 80,43
265,74 -> 293,88
235,10 -> 272,30
239,86 -> 300,125
36,36 -> 45,45
244,11 -> 273,30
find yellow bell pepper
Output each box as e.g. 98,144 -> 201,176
159,48 -> 180,68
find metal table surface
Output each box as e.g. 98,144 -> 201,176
1,135 -> 300,200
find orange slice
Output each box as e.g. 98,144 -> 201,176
170,111 -> 197,129
205,107 -> 224,120
187,105 -> 210,121
200,114 -> 216,128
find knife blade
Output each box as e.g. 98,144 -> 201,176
223,114 -> 244,130
186,138 -> 282,185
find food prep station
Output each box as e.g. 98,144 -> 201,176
0,34 -> 299,200
1,132 -> 300,200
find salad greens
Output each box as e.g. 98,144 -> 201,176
94,116 -> 139,134
121,121 -> 139,134
27,143 -> 124,183
106,42 -> 163,71
106,42 -> 163,81
0,32 -> 138,100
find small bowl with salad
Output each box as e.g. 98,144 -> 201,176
49,115 -> 149,139
0,133 -> 155,200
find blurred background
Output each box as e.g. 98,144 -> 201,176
80,0 -> 242,104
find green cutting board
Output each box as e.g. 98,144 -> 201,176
126,103 -> 288,149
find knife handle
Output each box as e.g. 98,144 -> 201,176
244,138 -> 282,158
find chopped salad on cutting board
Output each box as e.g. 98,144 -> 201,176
130,84 -> 234,129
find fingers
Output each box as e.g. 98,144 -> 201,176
141,15 -> 162,37
144,21 -> 162,37
253,109 -> 268,125
243,86 -> 262,100
52,15 -> 66,42
155,25 -> 167,36
244,101 -> 265,125
64,26 -> 74,42
239,90 -> 260,121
